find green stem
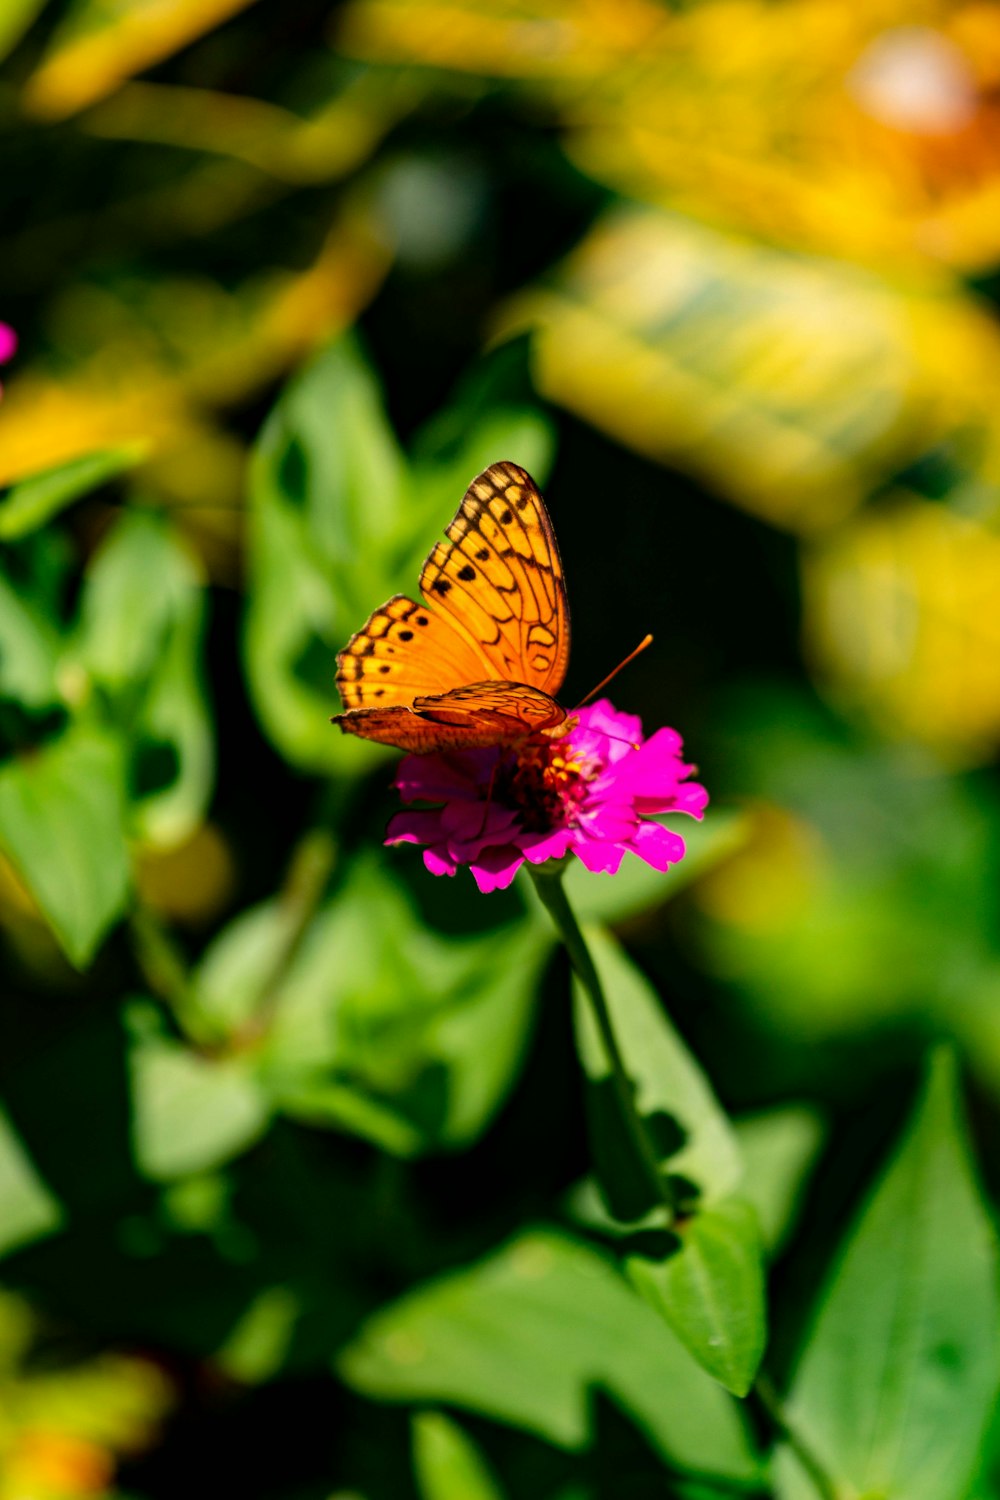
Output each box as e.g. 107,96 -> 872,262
528,864 -> 678,1223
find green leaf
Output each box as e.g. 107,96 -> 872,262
775,1050 -> 1000,1500
339,1229 -> 761,1485
627,1199 -> 766,1397
129,1009 -> 271,1181
216,1287 -> 302,1384
77,506 -> 200,691
0,574 -> 62,711
0,723 -> 130,965
0,0 -> 50,63
413,1412 -> 507,1500
0,446 -> 142,540
735,1105 -> 826,1256
0,1104 -> 63,1258
573,928 -> 742,1207
561,811 -> 750,926
572,929 -> 765,1392
256,860 -> 549,1155
245,337 -> 410,773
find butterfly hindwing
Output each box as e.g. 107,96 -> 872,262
337,681 -> 566,752
335,593 -> 488,711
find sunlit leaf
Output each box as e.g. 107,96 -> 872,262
412,1412 -> 507,1500
128,1008 -> 270,1182
0,574 -> 62,713
734,1105 -> 826,1256
77,507 -> 201,692
0,1104 -> 63,1259
24,0 -> 263,119
0,446 -> 142,541
245,337 -> 411,774
774,1051 -> 1000,1500
0,0 -> 50,63
627,1199 -> 766,1397
500,206 -> 1000,535
573,928 -> 764,1392
0,723 -> 130,966
573,928 -> 742,1205
256,860 -> 549,1155
340,1230 -> 761,1484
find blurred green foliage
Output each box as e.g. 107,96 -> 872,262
3,1 -> 1000,1498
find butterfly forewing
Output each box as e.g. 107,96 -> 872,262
419,461 -> 570,696
333,461 -> 571,752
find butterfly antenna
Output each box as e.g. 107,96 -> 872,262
572,634 -> 654,713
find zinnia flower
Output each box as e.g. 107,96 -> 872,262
385,698 -> 708,893
0,323 -> 17,400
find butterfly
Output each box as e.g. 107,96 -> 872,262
332,461 -> 572,753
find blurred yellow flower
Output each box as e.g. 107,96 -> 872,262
0,1291 -> 172,1500
803,498 -> 1000,762
341,0 -> 1000,272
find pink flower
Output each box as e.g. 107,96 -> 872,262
385,698 -> 709,894
0,324 -> 17,400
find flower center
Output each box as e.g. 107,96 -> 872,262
500,742 -> 593,831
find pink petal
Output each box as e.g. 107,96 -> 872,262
630,820 -> 687,871
579,800 -> 637,842
0,325 -> 17,364
572,839 -> 626,875
516,827 -> 575,864
385,809 -> 446,845
635,780 -> 709,819
424,847 -> 458,877
470,846 -> 524,892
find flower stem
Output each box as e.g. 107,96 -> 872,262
528,865 -> 679,1223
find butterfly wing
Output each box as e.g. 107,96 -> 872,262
336,681 -> 565,752
419,460 -> 570,696
333,461 -> 571,751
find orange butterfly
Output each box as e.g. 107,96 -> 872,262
332,461 -> 572,753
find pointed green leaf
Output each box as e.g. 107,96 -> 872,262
775,1051 -> 1000,1500
573,928 -> 742,1207
0,1104 -> 63,1258
413,1413 -> 507,1500
0,574 -> 62,710
129,1011 -> 270,1181
256,860 -> 548,1155
572,929 -> 765,1390
245,337 -> 409,773
0,723 -> 130,965
0,446 -> 141,540
77,506 -> 199,691
735,1105 -> 826,1256
627,1199 -> 766,1396
340,1230 -> 761,1485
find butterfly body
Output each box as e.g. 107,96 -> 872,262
332,461 -> 571,754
